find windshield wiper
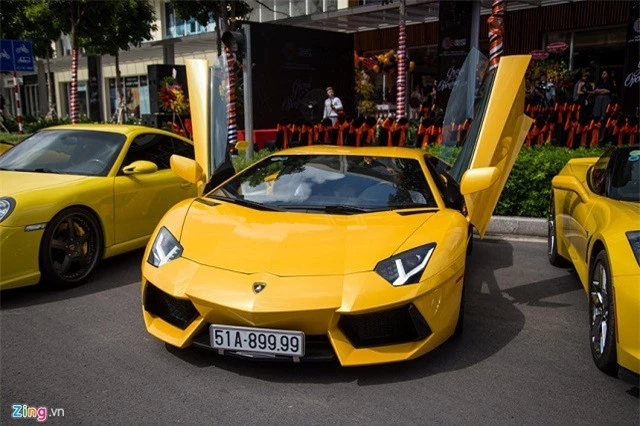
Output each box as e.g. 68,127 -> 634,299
32,168 -> 60,174
207,194 -> 282,212
277,204 -> 378,214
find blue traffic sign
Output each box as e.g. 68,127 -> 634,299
0,39 -> 35,72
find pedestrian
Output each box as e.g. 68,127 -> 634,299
592,70 -> 613,122
323,86 -> 343,125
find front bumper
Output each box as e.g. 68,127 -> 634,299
614,273 -> 640,374
142,254 -> 465,366
0,225 -> 44,290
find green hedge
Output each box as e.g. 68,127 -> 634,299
0,133 -> 31,144
494,146 -> 604,217
233,145 -> 606,218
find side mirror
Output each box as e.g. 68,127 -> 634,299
460,167 -> 500,195
170,154 -> 203,184
122,160 -> 158,175
552,175 -> 590,203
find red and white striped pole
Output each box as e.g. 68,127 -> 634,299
12,71 -> 23,134
70,49 -> 79,124
225,47 -> 237,147
396,0 -> 407,118
488,0 -> 505,71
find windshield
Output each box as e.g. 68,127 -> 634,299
609,146 -> 640,202
209,154 -> 437,212
439,48 -> 492,182
0,130 -> 126,176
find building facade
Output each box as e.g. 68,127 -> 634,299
1,0 -> 636,123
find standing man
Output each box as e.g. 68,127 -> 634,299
323,86 -> 343,125
592,70 -> 613,122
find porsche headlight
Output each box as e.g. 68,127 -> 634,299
0,197 -> 16,223
147,227 -> 183,267
626,231 -> 640,266
375,243 -> 436,286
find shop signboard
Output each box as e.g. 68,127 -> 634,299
545,42 -> 568,53
530,50 -> 549,60
437,1 -> 473,108
0,39 -> 34,72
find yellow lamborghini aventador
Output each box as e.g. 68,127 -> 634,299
141,50 -> 533,366
549,145 -> 640,375
0,125 -> 197,290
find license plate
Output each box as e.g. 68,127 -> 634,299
209,324 -> 305,357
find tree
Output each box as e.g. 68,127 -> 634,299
169,1 -> 252,56
0,0 -> 66,119
23,1 -> 66,119
83,0 -> 157,123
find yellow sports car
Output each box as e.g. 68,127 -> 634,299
141,51 -> 532,366
0,124 -> 197,290
549,145 -> 640,375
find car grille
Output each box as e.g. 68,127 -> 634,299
144,282 -> 199,330
338,304 -> 431,348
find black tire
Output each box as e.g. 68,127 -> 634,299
589,250 -> 618,376
39,207 -> 103,289
452,277 -> 465,338
548,193 -> 569,267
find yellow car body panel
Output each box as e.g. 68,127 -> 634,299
186,59 -> 211,191
141,54 -> 530,366
0,124 -> 197,290
552,154 -> 640,374
462,55 -> 533,236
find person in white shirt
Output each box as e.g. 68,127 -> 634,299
323,87 -> 343,124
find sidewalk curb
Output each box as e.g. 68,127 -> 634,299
482,216 -> 547,238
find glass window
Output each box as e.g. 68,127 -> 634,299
587,146 -> 613,195
0,130 -> 126,176
108,76 -> 149,119
66,81 -> 88,117
608,147 -> 639,202
121,133 -> 194,172
210,154 -> 437,212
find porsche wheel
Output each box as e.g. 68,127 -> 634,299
548,194 -> 568,267
589,251 -> 617,376
40,207 -> 102,288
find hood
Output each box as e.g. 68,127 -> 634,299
179,200 -> 435,276
0,171 -> 89,196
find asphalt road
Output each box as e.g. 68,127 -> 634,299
1,239 -> 638,425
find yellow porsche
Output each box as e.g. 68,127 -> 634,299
0,124 -> 197,290
141,51 -> 533,366
549,145 -> 640,375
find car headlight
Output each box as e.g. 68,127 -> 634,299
375,243 -> 436,286
147,226 -> 183,268
0,197 -> 16,223
626,231 -> 640,266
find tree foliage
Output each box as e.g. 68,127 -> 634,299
169,0 -> 252,55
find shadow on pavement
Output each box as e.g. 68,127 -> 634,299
502,272 -> 582,307
166,239 -> 529,385
0,249 -> 144,310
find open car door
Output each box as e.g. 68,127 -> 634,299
180,57 -> 234,196
440,49 -> 532,237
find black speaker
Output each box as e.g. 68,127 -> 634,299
141,113 -> 175,129
147,65 -> 188,114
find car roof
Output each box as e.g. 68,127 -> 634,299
277,146 -> 427,160
42,124 -> 191,142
